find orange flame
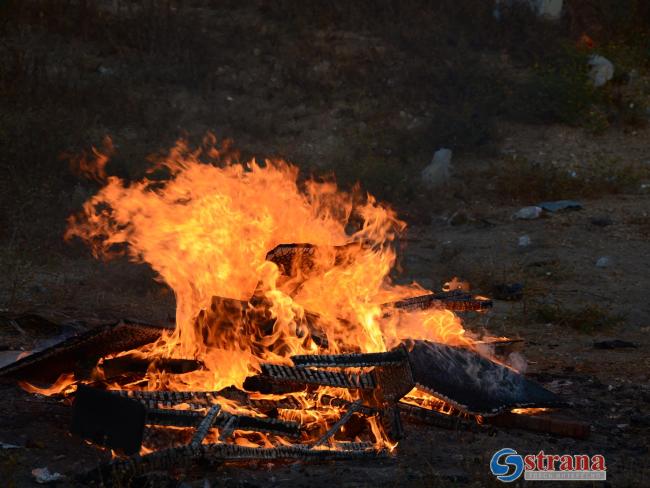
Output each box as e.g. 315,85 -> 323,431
65,137 -> 468,393
67,136 -> 114,183
53,136 -> 483,449
19,373 -> 77,396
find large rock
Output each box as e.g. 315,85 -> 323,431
421,148 -> 452,189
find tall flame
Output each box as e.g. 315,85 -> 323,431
65,137 -> 468,392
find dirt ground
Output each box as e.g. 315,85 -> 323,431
2,1 -> 650,486
1,124 -> 649,486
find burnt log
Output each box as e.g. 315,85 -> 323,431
101,356 -> 203,377
243,374 -> 308,394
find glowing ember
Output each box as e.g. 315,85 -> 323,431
511,408 -> 551,415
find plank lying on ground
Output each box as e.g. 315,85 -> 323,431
405,340 -> 567,416
0,319 -> 168,383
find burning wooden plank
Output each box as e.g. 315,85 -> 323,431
291,349 -> 407,367
313,400 -> 363,447
260,363 -> 376,389
82,443 -> 389,485
383,290 -> 493,314
397,402 -> 486,433
265,242 -> 365,278
145,406 -> 302,438
72,386 -> 303,455
145,408 -> 205,427
113,389 -> 221,404
100,355 -> 203,377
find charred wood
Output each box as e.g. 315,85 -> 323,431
291,349 -> 407,368
398,402 -> 486,433
313,400 -> 363,447
486,412 -> 590,439
260,363 -> 375,389
100,356 -> 203,377
404,340 -> 565,416
383,290 -> 492,314
0,319 -> 168,383
81,443 -> 389,485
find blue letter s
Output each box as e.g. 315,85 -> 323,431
490,448 -> 524,483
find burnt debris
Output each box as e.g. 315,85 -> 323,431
0,241 -> 588,485
0,319 -> 169,383
405,340 -> 565,415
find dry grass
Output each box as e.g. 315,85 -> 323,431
475,156 -> 650,204
532,302 -> 626,333
1,0 -> 649,262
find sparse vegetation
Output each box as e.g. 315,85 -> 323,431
2,0 -> 650,246
533,302 -> 626,333
483,155 -> 650,203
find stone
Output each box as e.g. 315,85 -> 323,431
513,206 -> 542,220
518,235 -> 531,247
595,256 -> 611,268
588,55 -> 615,87
32,467 -> 64,484
421,148 -> 452,189
532,0 -> 563,19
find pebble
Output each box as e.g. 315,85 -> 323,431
595,256 -> 611,268
518,235 -> 531,247
513,206 -> 542,220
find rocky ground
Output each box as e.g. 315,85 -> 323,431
2,1 -> 650,486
